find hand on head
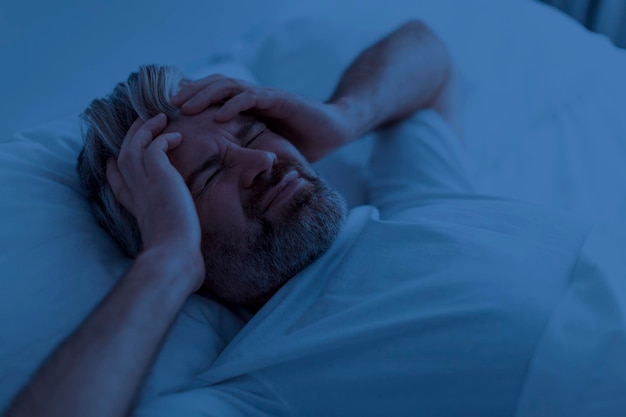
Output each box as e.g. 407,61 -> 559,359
171,74 -> 355,162
106,113 -> 204,290
104,74 -> 352,303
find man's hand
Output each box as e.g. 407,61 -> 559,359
3,114 -> 207,417
171,75 -> 355,162
106,113 -> 204,290
171,21 -> 457,162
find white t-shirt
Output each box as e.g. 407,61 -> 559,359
136,111 -> 626,417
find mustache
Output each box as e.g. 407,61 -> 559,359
245,160 -> 315,218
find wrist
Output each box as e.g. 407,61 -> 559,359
329,96 -> 381,140
136,246 -> 204,296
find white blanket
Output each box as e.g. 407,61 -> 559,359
1,0 -> 626,415
132,110 -> 626,416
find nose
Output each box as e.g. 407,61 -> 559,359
234,147 -> 277,189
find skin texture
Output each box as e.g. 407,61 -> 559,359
164,106 -> 322,235
163,106 -> 348,305
106,113 -> 205,289
3,20 -> 457,417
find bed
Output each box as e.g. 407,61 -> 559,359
2,0 -> 626,415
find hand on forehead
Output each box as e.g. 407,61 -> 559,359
163,104 -> 255,141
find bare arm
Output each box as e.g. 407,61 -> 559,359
171,20 -> 459,161
328,20 -> 458,138
3,114 -> 204,417
4,249 -> 199,417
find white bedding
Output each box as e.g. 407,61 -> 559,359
1,0 -> 626,415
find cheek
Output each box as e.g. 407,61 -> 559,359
283,143 -> 307,163
271,143 -> 316,176
195,184 -> 247,232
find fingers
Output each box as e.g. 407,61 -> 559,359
181,79 -> 247,114
170,73 -> 225,106
125,117 -> 144,141
110,113 -> 183,213
214,90 -> 274,122
143,132 -> 183,177
172,75 -> 253,115
106,158 -> 133,210
118,113 -> 167,178
106,113 -> 202,259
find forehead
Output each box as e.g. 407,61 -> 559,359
165,106 -> 254,139
163,106 -> 256,179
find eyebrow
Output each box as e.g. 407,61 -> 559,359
186,153 -> 221,188
235,119 -> 255,141
186,119 -> 257,188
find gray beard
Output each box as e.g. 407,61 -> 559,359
200,166 -> 348,306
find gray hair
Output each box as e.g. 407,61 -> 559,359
77,64 -> 189,257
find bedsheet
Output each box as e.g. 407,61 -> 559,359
231,0 -> 626,225
133,202 -> 626,417
1,0 -> 626,414
135,0 -> 626,414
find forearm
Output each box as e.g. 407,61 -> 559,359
3,248 -> 198,417
329,20 -> 453,139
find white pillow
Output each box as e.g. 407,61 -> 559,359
4,0 -> 626,412
235,0 -> 626,222
0,43 -> 377,410
0,66 -> 253,410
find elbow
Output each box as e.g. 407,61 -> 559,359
398,19 -> 449,54
401,19 -> 453,75
400,19 -> 428,32
398,19 -> 440,40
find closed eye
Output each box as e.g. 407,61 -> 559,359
197,130 -> 264,194
202,168 -> 222,189
246,131 -> 264,147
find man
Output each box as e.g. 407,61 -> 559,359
3,19 -> 615,417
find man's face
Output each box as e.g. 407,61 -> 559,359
164,106 -> 347,305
